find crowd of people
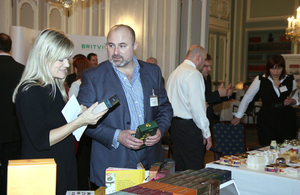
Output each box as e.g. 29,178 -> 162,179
1,24 -> 299,194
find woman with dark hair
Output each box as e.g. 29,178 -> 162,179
68,57 -> 91,98
232,54 -> 299,146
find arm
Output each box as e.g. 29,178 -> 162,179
68,81 -> 79,98
188,72 -> 211,139
232,76 -> 260,124
16,87 -> 107,151
49,103 -> 107,146
284,79 -> 299,106
78,70 -> 118,149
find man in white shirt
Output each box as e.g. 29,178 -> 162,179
235,82 -> 250,101
166,45 -> 212,171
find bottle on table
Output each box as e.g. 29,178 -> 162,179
270,140 -> 277,151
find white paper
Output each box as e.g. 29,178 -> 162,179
61,95 -> 87,141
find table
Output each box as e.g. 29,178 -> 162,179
206,158 -> 300,195
213,100 -> 262,123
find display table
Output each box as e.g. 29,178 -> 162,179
206,160 -> 300,195
213,100 -> 262,123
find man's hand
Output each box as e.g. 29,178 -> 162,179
218,83 -> 232,97
231,117 -> 240,125
227,84 -> 233,97
145,129 -> 162,146
205,137 -> 212,150
118,130 -> 143,150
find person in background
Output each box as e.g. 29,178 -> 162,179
202,53 -> 232,137
68,57 -> 93,190
166,45 -> 211,171
65,54 -> 86,88
146,56 -> 165,86
0,33 -> 24,195
87,53 -> 98,66
68,57 -> 91,98
12,29 -> 107,195
146,57 -> 158,65
78,24 -> 173,187
235,82 -> 250,101
232,54 -> 299,146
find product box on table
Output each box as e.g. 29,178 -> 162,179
135,121 -> 158,149
204,173 -> 225,184
7,158 -> 56,195
202,179 -> 220,195
189,177 -> 209,184
105,167 -> 145,194
149,166 -> 160,181
180,169 -> 196,174
189,183 -> 210,195
152,183 -> 173,191
162,177 -> 181,185
176,174 -> 194,180
138,181 -> 161,188
172,187 -> 197,195
154,175 -> 174,183
171,179 -> 192,187
156,169 -> 171,179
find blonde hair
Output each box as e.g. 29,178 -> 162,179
13,29 -> 74,102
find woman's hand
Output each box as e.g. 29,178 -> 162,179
284,97 -> 295,106
231,117 -> 241,125
78,102 -> 108,126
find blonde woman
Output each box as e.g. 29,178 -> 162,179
13,29 -> 107,194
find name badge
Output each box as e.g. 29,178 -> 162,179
150,89 -> 158,107
279,85 -> 288,93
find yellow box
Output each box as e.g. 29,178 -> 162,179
7,158 -> 56,195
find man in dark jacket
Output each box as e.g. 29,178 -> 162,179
0,33 -> 24,195
202,54 -> 232,134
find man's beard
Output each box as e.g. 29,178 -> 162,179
109,54 -> 130,67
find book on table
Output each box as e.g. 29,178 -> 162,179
105,167 -> 145,194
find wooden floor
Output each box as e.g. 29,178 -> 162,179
164,124 -> 261,166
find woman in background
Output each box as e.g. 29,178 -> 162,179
68,56 -> 94,190
68,57 -> 91,98
232,54 -> 299,146
13,29 -> 107,195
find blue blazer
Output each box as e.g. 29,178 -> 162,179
78,60 -> 173,186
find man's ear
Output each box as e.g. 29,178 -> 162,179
133,42 -> 138,51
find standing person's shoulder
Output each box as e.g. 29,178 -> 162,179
139,60 -> 161,73
286,74 -> 294,80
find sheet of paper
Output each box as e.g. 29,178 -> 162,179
61,95 -> 87,141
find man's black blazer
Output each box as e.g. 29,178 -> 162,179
0,55 -> 24,143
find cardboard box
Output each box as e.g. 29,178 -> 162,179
7,158 -> 56,195
136,121 -> 158,148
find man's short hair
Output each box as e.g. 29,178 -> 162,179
146,57 -> 158,65
108,24 -> 136,44
0,33 -> 12,53
87,53 -> 97,61
206,53 -> 212,61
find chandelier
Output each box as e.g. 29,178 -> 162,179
56,0 -> 85,8
286,7 -> 300,43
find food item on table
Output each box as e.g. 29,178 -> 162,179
232,159 -> 241,167
275,165 -> 290,174
224,155 -> 232,164
276,157 -> 286,166
239,157 -> 246,165
265,165 -> 275,172
220,157 -> 229,165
